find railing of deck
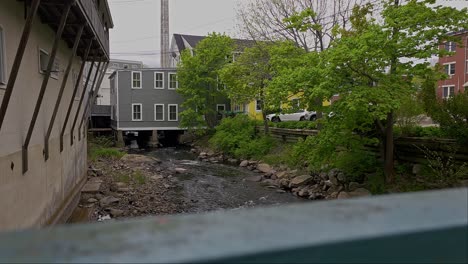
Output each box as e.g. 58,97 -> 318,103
77,0 -> 110,59
0,188 -> 466,263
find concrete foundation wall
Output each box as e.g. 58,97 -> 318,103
0,1 -> 89,231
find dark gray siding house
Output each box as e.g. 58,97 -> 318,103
110,68 -> 184,130
110,68 -> 230,147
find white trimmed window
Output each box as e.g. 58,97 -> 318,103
154,104 -> 164,121
443,86 -> 455,99
131,71 -> 142,89
444,42 -> 456,52
168,104 -> 178,121
131,65 -> 139,69
154,72 -> 164,89
38,49 -> 59,79
217,104 -> 226,112
132,103 -> 142,121
233,104 -> 242,112
255,100 -> 262,111
0,26 -> 6,86
444,63 -> 455,76
169,73 -> 178,90
112,63 -> 119,68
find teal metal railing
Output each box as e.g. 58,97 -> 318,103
0,188 -> 466,263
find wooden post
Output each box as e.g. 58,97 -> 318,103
60,40 -> 92,152
76,61 -> 102,142
22,1 -> 72,173
70,57 -> 97,146
0,0 -> 41,132
44,25 -> 84,161
78,62 -> 108,140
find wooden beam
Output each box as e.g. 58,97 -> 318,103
70,60 -> 100,145
60,40 -> 93,152
77,61 -> 103,141
44,25 -> 84,161
22,1 -> 72,173
78,62 -> 109,140
0,0 -> 41,132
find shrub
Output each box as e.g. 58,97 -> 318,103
428,92 -> 468,145
209,115 -> 276,159
270,121 -> 317,130
234,136 -> 276,159
394,126 -> 447,138
332,150 -> 379,183
395,96 -> 425,136
416,145 -> 468,183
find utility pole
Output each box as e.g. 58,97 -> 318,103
161,0 -> 169,68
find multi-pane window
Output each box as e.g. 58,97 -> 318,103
444,42 -> 456,52
154,104 -> 164,121
132,71 -> 142,88
169,73 -> 178,89
131,65 -> 139,69
132,104 -> 142,121
154,72 -> 164,89
0,26 -> 6,85
256,100 -> 262,111
444,63 -> 455,76
443,86 -> 455,99
168,104 -> 178,121
39,49 -> 59,79
233,104 -> 242,112
217,104 -> 226,112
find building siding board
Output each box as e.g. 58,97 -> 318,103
116,69 -> 184,129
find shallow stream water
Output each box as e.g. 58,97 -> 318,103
145,147 -> 304,213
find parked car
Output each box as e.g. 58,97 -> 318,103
266,110 -> 317,122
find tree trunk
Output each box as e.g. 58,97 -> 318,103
384,112 -> 395,183
262,110 -> 269,135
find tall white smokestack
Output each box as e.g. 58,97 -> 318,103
161,0 -> 170,68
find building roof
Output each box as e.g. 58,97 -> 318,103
172,34 -> 256,53
447,30 -> 468,36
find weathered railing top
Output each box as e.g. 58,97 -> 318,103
0,188 -> 466,263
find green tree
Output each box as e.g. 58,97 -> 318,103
219,42 -> 273,133
177,33 -> 234,130
295,0 -> 468,182
220,41 -> 301,133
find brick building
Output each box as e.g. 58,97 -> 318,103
437,31 -> 468,99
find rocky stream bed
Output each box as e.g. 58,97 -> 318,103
70,147 -> 306,223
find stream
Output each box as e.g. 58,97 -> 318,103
145,147 -> 305,213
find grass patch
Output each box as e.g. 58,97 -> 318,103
89,147 -> 125,162
88,135 -> 125,162
113,172 -> 131,184
133,170 -> 147,185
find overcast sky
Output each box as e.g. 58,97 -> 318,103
108,0 -> 468,67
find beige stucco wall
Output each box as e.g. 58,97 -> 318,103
0,1 -> 89,231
